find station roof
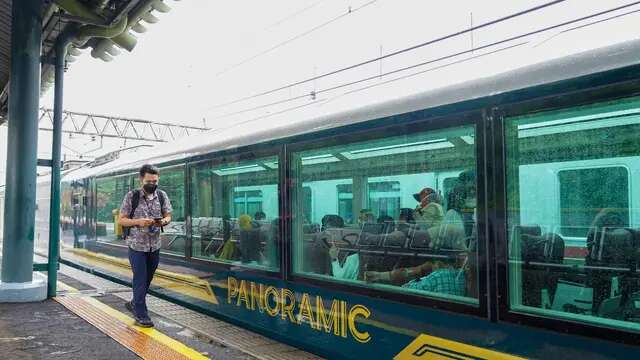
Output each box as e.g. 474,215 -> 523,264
0,0 -> 12,115
0,0 -> 172,124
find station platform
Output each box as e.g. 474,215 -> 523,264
0,261 -> 323,360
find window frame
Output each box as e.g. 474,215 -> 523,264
494,78 -> 640,345
184,145 -> 284,278
284,109 -> 488,318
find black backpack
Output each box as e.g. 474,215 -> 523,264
122,190 -> 167,237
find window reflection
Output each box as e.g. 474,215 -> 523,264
292,126 -> 478,303
190,155 -> 279,270
507,98 -> 640,331
158,166 -> 186,256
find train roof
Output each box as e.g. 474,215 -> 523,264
62,38 -> 640,181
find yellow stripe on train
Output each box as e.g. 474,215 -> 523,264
395,334 -> 526,360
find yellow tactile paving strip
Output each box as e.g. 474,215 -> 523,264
54,282 -> 209,360
57,259 -> 325,360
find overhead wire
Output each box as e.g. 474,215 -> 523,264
211,42 -> 529,121
216,0 -> 379,77
208,1 -> 640,132
534,6 -> 640,47
209,0 -> 640,121
213,43 -> 526,128
263,0 -> 327,31
206,0 -> 568,110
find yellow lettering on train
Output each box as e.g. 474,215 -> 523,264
225,277 -> 373,342
250,282 -> 264,312
348,304 -> 371,343
281,288 -> 296,323
237,280 -> 250,309
297,293 -> 316,329
227,276 -> 238,304
264,286 -> 280,317
315,297 -> 341,335
341,300 -> 348,338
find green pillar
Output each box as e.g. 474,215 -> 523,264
1,0 -> 44,283
47,27 -> 75,297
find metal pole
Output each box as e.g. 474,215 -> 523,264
1,0 -> 44,283
47,29 -> 75,298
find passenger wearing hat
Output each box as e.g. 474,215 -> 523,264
413,187 -> 442,223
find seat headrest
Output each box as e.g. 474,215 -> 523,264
518,225 -> 542,237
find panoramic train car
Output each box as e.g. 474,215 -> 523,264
22,38 -> 640,358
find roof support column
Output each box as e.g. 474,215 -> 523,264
0,0 -> 46,301
47,28 -> 76,298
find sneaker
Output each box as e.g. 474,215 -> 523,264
134,317 -> 154,328
124,301 -> 135,315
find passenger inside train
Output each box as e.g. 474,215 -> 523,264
298,165 -> 479,298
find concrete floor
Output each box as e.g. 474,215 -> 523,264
0,299 -> 140,360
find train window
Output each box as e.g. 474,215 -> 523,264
59,180 -> 87,251
158,166 -> 186,256
96,175 -> 131,245
369,181 -> 402,220
290,125 -> 479,304
189,155 -> 279,271
233,190 -> 263,218
558,167 -> 629,238
505,98 -> 640,332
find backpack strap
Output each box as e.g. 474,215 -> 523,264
129,190 -> 140,219
123,190 -> 140,238
158,190 -> 166,216
158,191 -> 167,233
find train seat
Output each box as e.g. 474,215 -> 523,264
521,231 -> 565,308
587,228 -> 639,314
510,225 -> 541,257
191,218 -> 202,234
354,223 -> 389,273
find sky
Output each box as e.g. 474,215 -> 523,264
1,0 -> 639,185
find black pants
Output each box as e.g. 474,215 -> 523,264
128,248 -> 160,319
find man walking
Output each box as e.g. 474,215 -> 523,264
119,164 -> 172,327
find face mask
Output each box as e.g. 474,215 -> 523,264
143,183 -> 157,194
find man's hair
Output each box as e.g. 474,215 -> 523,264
139,164 -> 159,178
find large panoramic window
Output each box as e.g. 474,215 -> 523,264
189,154 -> 279,271
506,97 -> 640,332
96,175 -> 131,244
291,125 -> 478,304
159,166 -> 186,256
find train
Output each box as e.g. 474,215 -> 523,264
5,38 -> 640,358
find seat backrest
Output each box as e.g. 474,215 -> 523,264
198,217 -> 211,235
521,232 -> 563,263
543,233 -> 564,263
381,220 -> 395,235
303,231 -> 331,275
520,232 -> 564,308
191,218 -> 202,234
382,231 -> 407,248
586,228 -> 636,313
510,225 -> 541,256
357,223 -> 385,246
588,228 -> 635,266
408,229 -> 430,249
